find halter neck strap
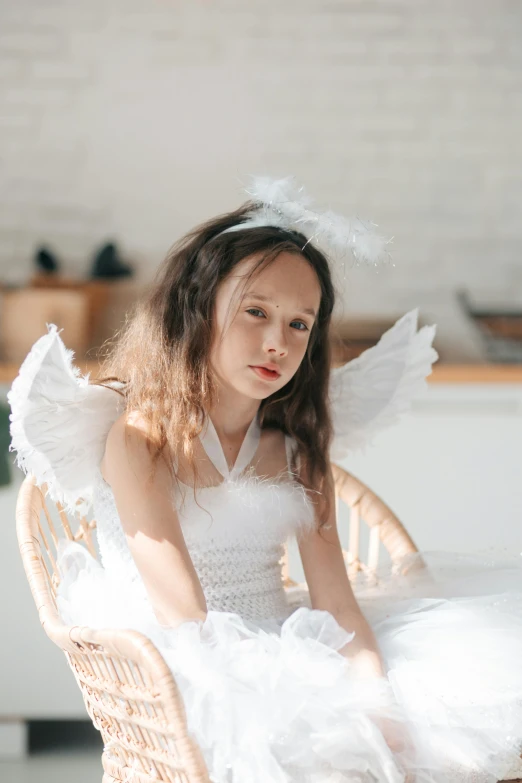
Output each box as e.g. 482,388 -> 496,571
200,413 -> 261,480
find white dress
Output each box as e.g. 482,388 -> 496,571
8,313 -> 522,783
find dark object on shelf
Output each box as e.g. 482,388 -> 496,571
457,289 -> 522,363
91,241 -> 133,279
35,246 -> 59,274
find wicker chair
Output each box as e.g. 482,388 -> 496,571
15,465 -> 522,783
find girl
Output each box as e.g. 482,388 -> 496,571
9,178 -> 522,783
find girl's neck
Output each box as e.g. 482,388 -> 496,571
207,402 -> 260,443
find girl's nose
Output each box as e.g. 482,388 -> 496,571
263,325 -> 288,357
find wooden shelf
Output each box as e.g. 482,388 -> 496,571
429,364 -> 522,384
0,359 -> 102,385
2,360 -> 522,386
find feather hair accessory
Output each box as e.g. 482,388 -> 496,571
218,176 -> 393,271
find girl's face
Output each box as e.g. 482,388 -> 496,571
211,251 -> 322,401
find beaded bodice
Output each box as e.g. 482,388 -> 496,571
92,415 -> 315,623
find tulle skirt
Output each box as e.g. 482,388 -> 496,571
56,543 -> 522,783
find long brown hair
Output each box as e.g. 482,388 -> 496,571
96,201 -> 337,528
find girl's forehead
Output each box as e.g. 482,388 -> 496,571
218,252 -> 321,316
230,251 -> 320,294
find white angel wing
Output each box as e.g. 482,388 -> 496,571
329,309 -> 438,460
8,324 -> 125,516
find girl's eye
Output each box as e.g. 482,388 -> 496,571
246,309 -> 309,332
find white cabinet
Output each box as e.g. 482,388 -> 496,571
0,466 -> 86,719
289,383 -> 522,581
0,383 -> 86,720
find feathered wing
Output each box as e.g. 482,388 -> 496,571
8,325 -> 125,515
329,309 -> 438,460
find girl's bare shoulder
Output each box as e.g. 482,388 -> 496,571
100,410 -> 159,483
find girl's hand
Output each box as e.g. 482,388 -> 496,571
373,715 -> 417,783
347,653 -> 417,779
338,616 -> 417,779
374,715 -> 413,753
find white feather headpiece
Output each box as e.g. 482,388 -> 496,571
219,176 -> 393,270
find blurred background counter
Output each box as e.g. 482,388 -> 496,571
2,279 -> 522,383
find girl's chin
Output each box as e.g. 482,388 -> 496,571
215,375 -> 273,400
245,380 -> 280,401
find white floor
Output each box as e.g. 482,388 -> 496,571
0,750 -> 102,783
2,752 -> 522,783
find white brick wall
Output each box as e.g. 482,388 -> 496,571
0,0 -> 521,352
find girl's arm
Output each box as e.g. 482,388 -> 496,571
102,413 -> 207,628
297,463 -> 385,678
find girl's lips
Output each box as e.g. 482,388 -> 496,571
249,365 -> 281,381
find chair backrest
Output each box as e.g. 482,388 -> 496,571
16,464 -> 420,782
16,475 -> 211,783
281,463 -> 420,587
